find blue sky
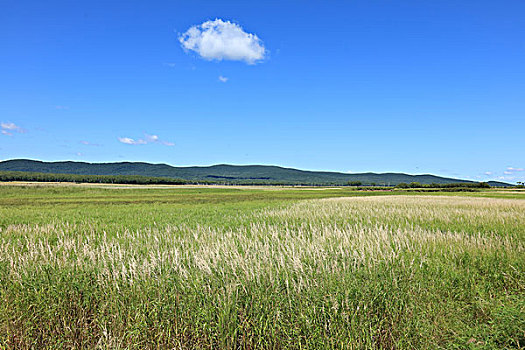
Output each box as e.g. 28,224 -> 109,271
1,0 -> 524,183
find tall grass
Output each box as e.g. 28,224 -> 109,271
0,188 -> 524,349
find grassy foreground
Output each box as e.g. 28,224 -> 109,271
0,185 -> 524,349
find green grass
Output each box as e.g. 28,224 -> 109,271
0,185 -> 524,349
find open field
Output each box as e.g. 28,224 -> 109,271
1,185 -> 524,349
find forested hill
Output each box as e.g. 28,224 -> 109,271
0,159 -> 511,186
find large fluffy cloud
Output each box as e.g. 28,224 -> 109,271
179,19 -> 266,64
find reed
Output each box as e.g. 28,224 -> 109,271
0,187 -> 523,349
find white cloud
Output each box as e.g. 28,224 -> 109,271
145,134 -> 159,142
118,134 -> 174,146
55,105 -> 69,110
163,62 -> 177,67
1,122 -> 25,135
218,75 -> 228,83
484,168 -> 525,184
179,19 -> 266,64
1,122 -> 22,131
118,137 -> 147,145
146,134 -> 174,146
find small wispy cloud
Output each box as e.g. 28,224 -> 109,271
55,105 -> 70,110
498,175 -> 518,181
118,133 -> 174,146
483,167 -> 524,184
218,75 -> 228,83
163,62 -> 177,67
146,133 -> 175,146
179,19 -> 266,64
118,137 -> 147,145
1,122 -> 23,131
145,134 -> 159,143
1,122 -> 25,136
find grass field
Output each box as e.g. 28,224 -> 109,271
0,185 -> 524,349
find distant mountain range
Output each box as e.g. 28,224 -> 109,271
0,159 -> 511,186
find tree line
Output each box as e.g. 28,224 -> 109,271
0,171 -> 194,185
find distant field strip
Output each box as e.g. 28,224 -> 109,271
1,191 -> 524,349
